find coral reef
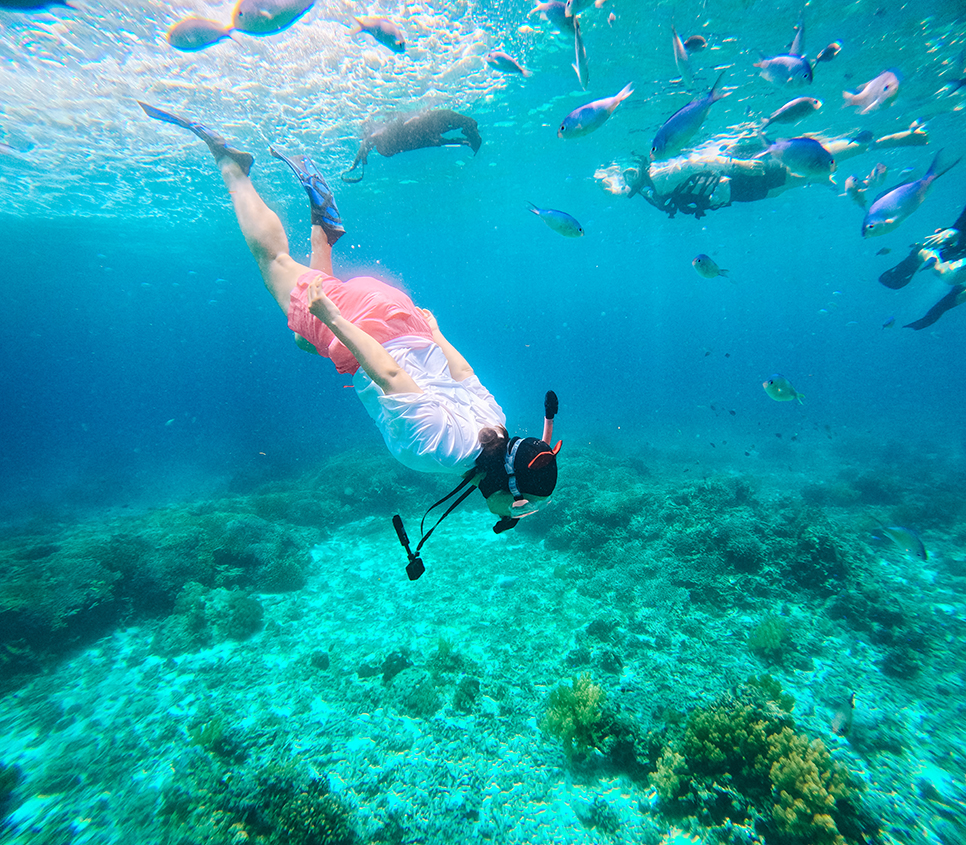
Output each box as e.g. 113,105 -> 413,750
540,673 -> 606,761
650,682 -> 876,845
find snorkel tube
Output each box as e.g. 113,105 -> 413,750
543,390 -> 558,444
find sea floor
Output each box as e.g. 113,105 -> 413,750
1,445 -> 965,845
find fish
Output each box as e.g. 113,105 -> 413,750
761,96 -> 822,127
484,50 -> 531,76
683,35 -> 707,53
671,24 -> 693,85
862,149 -> 961,238
866,162 -> 888,188
788,18 -> 804,56
882,316 -> 896,328
843,175 -> 866,207
607,11 -> 615,26
572,17 -> 589,89
762,374 -> 803,403
349,15 -> 405,52
526,202 -> 584,237
167,17 -> 233,51
814,41 -> 842,63
875,525 -> 927,559
757,136 -> 834,181
755,54 -> 813,87
558,82 -> 633,138
831,693 -> 855,737
651,72 -> 727,160
531,1 -> 575,33
231,0 -> 314,35
876,247 -> 891,255
692,254 -> 728,278
843,70 -> 900,114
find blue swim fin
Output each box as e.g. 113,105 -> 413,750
137,101 -> 253,176
270,146 -> 345,246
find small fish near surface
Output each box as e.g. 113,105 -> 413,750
756,21 -> 812,88
844,69 -> 900,114
671,24 -> 693,85
815,41 -> 842,63
572,17 -> 589,89
232,0 -> 314,35
874,525 -> 927,560
526,202 -> 584,237
651,72 -> 727,160
484,50 -> 530,76
683,34 -> 707,53
349,15 -> 406,52
167,18 -> 233,51
757,136 -> 834,181
692,254 -> 728,278
761,96 -> 822,128
862,149 -> 961,238
531,1 -> 576,33
558,82 -> 633,138
763,374 -> 803,403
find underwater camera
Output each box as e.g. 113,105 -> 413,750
392,514 -> 425,581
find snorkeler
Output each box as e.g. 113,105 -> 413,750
599,125 -> 930,218
341,108 -> 482,183
878,201 -> 966,330
137,102 -> 560,576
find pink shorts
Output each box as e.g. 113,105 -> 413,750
287,271 -> 434,374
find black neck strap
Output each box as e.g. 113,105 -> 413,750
416,475 -> 478,553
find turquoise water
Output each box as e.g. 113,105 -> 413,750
2,0 -> 966,843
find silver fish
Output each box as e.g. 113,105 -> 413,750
844,69 -> 900,114
167,17 -> 233,51
862,149 -> 961,238
763,374 -> 803,403
350,15 -> 405,52
558,82 -> 633,138
484,50 -> 531,76
692,254 -> 728,278
232,0 -> 313,35
671,24 -> 693,84
572,18 -> 589,89
757,136 -> 834,181
755,54 -> 813,87
651,73 -> 727,160
761,96 -> 822,127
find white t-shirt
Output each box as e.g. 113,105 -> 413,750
353,336 -> 506,476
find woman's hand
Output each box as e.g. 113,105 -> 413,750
307,279 -> 343,326
420,308 -> 440,333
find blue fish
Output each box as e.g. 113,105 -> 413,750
527,203 -> 584,237
531,1 -> 575,33
755,54 -> 813,87
757,136 -> 834,181
651,72 -> 727,160
558,82 -> 634,138
862,149 -> 961,238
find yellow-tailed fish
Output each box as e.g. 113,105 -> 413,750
526,202 -> 584,237
762,374 -> 803,403
876,525 -> 927,560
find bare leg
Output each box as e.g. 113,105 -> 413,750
219,159 -> 309,313
309,225 -> 334,275
306,278 -> 421,395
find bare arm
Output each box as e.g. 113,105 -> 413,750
307,280 -> 422,395
421,308 -> 474,381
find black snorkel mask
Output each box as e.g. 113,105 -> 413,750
392,390 -> 561,580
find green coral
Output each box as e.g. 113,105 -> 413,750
650,683 -> 873,845
540,673 -> 606,761
747,616 -> 793,663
